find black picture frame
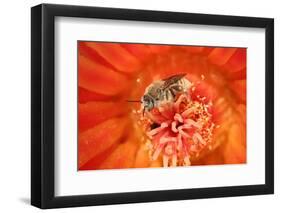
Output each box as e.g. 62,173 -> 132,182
31,3 -> 274,209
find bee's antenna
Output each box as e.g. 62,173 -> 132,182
126,100 -> 142,103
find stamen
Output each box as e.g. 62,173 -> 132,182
163,155 -> 169,167
165,144 -> 174,155
178,128 -> 191,138
193,132 -> 206,145
159,137 -> 177,145
185,119 -> 202,129
174,113 -> 183,123
152,145 -> 163,160
182,107 -> 196,117
171,121 -> 178,133
201,74 -> 205,80
172,154 -> 177,167
184,156 -> 191,166
141,89 -> 214,167
177,134 -> 183,150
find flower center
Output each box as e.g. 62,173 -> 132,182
136,77 -> 215,167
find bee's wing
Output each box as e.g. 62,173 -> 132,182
162,73 -> 186,89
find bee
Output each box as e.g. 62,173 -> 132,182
141,73 -> 192,113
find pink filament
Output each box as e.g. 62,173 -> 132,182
145,93 -> 214,167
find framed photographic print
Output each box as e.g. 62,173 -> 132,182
31,3 -> 274,209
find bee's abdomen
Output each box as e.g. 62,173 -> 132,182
161,78 -> 191,103
160,89 -> 177,102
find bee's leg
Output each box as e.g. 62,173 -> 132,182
170,85 -> 182,97
170,88 -> 176,98
142,106 -> 146,116
172,85 -> 181,92
165,90 -> 169,101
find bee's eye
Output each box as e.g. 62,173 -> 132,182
143,96 -> 151,104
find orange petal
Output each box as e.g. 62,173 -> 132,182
134,144 -> 150,168
191,80 -> 218,104
79,87 -> 115,103
225,68 -> 246,80
229,79 -> 246,103
201,47 -> 215,55
150,159 -> 163,167
79,54 -> 129,95
222,48 -> 246,80
120,43 -> 152,61
79,101 -> 128,132
192,148 -> 225,165
208,48 -> 237,66
79,42 -> 116,70
180,46 -> 204,53
212,97 -> 229,124
98,138 -> 139,169
223,122 -> 246,164
78,117 -> 128,168
237,104 -> 246,126
84,42 -> 141,72
223,48 -> 246,72
79,143 -> 118,170
148,45 -> 171,54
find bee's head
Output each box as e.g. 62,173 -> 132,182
142,95 -> 154,113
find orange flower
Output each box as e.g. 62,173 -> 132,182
78,42 -> 246,170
